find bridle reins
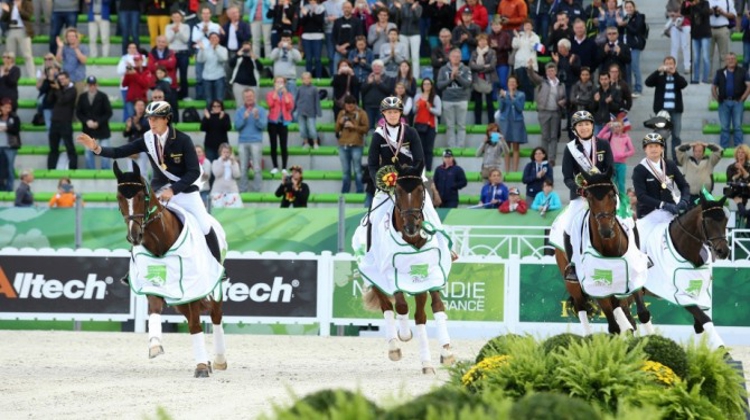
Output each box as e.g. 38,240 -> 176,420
117,181 -> 165,232
582,181 -> 618,225
391,175 -> 426,220
675,205 -> 728,252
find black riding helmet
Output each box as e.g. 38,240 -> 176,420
571,110 -> 595,138
642,132 -> 666,149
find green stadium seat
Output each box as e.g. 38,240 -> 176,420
709,100 -> 750,111
702,124 -> 750,135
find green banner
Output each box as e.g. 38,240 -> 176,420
332,260 -> 504,321
711,266 -> 750,327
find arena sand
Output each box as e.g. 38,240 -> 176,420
0,331 -> 748,420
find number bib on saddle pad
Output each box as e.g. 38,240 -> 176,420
128,204 -> 226,306
574,211 -> 649,298
640,221 -> 713,310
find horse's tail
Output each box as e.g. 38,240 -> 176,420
363,285 -> 391,312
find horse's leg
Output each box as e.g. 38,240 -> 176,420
147,296 -> 165,359
185,300 -> 210,378
372,288 -> 400,361
557,248 -> 593,335
610,296 -> 634,335
686,305 -> 725,350
394,292 -> 413,342
430,290 -> 454,366
633,289 -> 655,335
210,299 -> 227,370
597,298 -> 622,335
414,293 -> 434,374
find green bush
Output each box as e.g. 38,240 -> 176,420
629,335 -> 688,379
273,389 -> 382,420
542,333 -> 585,355
684,340 -> 749,419
636,379 -> 725,419
475,333 -> 523,363
384,386 -> 486,420
509,392 -> 602,420
477,336 -> 553,399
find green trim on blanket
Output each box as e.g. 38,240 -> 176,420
421,221 -> 454,252
580,249 -> 634,299
672,266 -> 712,311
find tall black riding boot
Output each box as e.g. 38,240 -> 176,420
563,233 -> 578,281
205,228 -> 222,264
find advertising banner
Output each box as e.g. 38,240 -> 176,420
221,259 -> 318,318
332,260 -> 505,322
712,266 -> 750,327
0,255 -> 131,317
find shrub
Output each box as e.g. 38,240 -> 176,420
509,392 -> 602,420
636,379 -> 725,419
384,386 -> 486,420
461,355 -> 512,392
478,336 -> 552,399
542,333 -> 585,355
641,361 -> 679,387
630,335 -> 688,379
274,389 -> 382,420
475,333 -> 523,363
684,340 -> 749,419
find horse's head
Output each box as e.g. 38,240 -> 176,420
580,168 -> 618,239
393,163 -> 425,239
698,193 -> 730,260
114,161 -> 156,246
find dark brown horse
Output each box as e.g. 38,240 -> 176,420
114,162 -> 226,378
362,164 -> 455,374
554,169 -> 650,335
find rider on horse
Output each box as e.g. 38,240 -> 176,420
551,110 -> 614,282
631,132 -> 691,246
77,101 -> 223,266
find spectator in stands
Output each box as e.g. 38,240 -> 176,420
165,10 -> 191,101
276,165 -> 310,208
201,100 -> 232,162
380,28 -> 408,78
196,145 -> 211,207
523,147 -> 553,206
645,56 -> 688,160
38,63 -> 60,130
85,0 -> 111,58
711,52 -> 750,148
426,0 -> 454,51
478,168 -> 509,209
117,44 -> 148,122
335,95 -> 368,194
452,7 -> 480,64
118,0 -> 141,55
153,67 -> 179,121
368,7 -> 395,59
197,32 -> 229,110
236,88 -> 268,192
511,20 -> 540,102
221,6 -> 251,61
144,0 -> 172,48
394,0 -> 422,78
598,0 -> 621,32
247,0 -> 273,58
393,82 -> 414,122
708,0 -> 736,74
570,18 -> 598,71
592,72 -> 623,136
32,0 -> 52,38
0,97 -> 20,191
569,66 -> 595,116
324,0 -> 345,75
230,41 -> 263,105
531,179 -> 562,215
598,116 -> 634,216
333,1 -> 364,73
413,78 -> 441,171
77,76 -> 113,170
49,0 -> 79,55
489,17 -> 513,92
476,123 -> 508,180
267,76 -> 295,175
14,169 -> 33,207
497,74 -> 528,171
348,36 -> 373,85
48,177 -> 77,208
148,36 -> 179,99
455,0 -> 488,31
552,39 -> 580,99
295,72 -> 322,149
353,0 -> 374,34
548,11 -> 574,54
47,71 -> 77,170
676,141 -> 724,203
395,62 -> 418,101
122,54 -> 152,124
529,62 -> 566,170
211,143 -> 243,208
529,0 -> 551,44
270,31 -> 302,97
437,49 -> 471,149
361,59 -> 392,129
498,0 -> 529,32
0,52 -> 20,111
684,0 -> 712,84
597,26 -> 631,74
124,98 -> 149,174
267,0 -> 295,48
192,7 -> 221,100
299,0 -> 326,78
609,64 -> 632,111
727,144 -> 750,184
1,0 -> 34,78
627,186 -> 638,217
332,60 -> 361,123
469,34 -> 497,125
620,1 -> 645,97
433,149 -> 468,208
431,29 -> 454,84
500,187 -> 528,214
56,28 -> 89,99
733,195 -> 750,228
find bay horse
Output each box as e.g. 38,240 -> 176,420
554,169 -> 651,335
362,164 -> 455,374
114,161 -> 227,378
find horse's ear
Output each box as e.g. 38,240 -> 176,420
113,161 -> 123,180
718,195 -> 728,206
132,161 -> 141,180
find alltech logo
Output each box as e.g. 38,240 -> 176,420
0,266 -> 111,300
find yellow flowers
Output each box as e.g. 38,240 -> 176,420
375,165 -> 398,193
462,355 -> 512,388
641,360 -> 679,387
381,172 -> 397,188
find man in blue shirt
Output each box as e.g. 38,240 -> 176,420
711,52 -> 750,148
235,88 -> 268,192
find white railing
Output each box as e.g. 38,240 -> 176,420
445,225 -> 554,258
731,229 -> 750,261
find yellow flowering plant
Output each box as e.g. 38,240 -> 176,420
375,165 -> 398,194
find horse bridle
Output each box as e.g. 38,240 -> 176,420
675,205 -> 728,252
582,182 -> 618,226
117,181 -> 164,230
391,175 -> 426,220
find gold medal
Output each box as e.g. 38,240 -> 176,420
392,156 -> 398,163
161,163 -> 167,170
661,182 -> 667,189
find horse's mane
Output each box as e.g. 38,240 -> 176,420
396,165 -> 424,193
117,172 -> 148,199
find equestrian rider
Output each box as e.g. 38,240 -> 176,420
631,132 -> 690,246
553,110 -> 614,281
76,101 -> 223,265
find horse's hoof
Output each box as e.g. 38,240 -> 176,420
148,345 -> 164,359
388,348 -> 402,361
213,358 -> 227,371
422,366 -> 436,375
440,354 -> 455,366
397,329 -> 413,342
194,363 -> 210,378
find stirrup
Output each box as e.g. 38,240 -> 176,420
120,273 -> 130,286
564,264 -> 579,282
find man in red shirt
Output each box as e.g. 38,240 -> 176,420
454,0 -> 488,31
497,0 -> 528,32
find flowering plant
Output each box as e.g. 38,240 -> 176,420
376,165 -> 398,193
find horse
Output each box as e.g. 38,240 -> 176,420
360,163 -> 455,374
637,193 -> 730,349
114,161 -> 227,378
554,169 -> 651,335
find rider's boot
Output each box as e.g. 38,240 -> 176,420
205,228 -> 223,265
564,233 -> 578,281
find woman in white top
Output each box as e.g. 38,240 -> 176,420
211,143 -> 243,208
195,145 -> 212,207
116,43 -> 148,122
510,20 -> 540,102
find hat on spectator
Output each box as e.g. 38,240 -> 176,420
86,76 -> 97,84
133,54 -> 143,60
462,6 -> 472,14
442,149 -> 454,157
509,187 -> 520,195
281,30 -> 293,38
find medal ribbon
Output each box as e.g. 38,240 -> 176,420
155,131 -> 167,169
586,139 -> 597,171
383,123 -> 405,163
645,158 -> 668,189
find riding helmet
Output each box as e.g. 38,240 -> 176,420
642,132 -> 665,149
380,96 -> 404,113
145,101 -> 173,119
571,110 -> 595,127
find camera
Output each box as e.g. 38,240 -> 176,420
126,65 -> 133,71
723,181 -> 750,199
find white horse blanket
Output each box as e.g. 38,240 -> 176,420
573,210 -> 649,298
352,209 -> 453,295
128,204 -> 226,306
639,221 -> 713,310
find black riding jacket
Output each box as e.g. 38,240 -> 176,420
632,159 -> 690,219
367,123 -> 424,182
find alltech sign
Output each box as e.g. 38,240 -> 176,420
0,255 -> 132,318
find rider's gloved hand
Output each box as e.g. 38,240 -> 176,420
662,202 -> 679,215
677,199 -> 690,212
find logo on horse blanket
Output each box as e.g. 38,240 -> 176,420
409,264 -> 429,282
592,269 -> 613,285
146,265 -> 168,286
685,279 -> 703,297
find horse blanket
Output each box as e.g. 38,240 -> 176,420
128,204 -> 226,305
639,221 -> 713,310
573,210 -> 649,298
352,207 -> 453,295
